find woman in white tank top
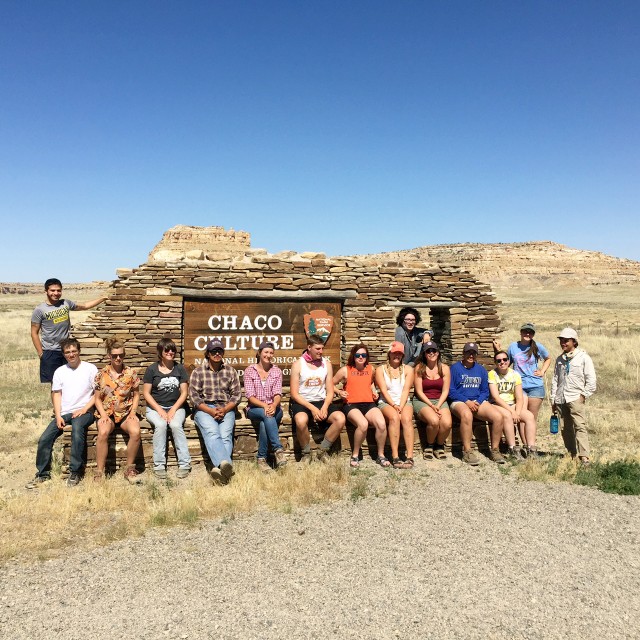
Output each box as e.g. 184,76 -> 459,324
375,341 -> 415,469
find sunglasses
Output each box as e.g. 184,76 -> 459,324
163,347 -> 176,353
425,349 -> 438,354
354,353 -> 368,359
495,358 -> 509,363
208,348 -> 224,355
110,353 -> 124,359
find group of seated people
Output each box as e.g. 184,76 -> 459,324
27,305 -> 551,489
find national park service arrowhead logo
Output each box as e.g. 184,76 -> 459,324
304,310 -> 334,343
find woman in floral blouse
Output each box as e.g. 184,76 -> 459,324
94,337 -> 142,483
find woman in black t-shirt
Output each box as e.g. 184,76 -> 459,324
142,338 -> 190,479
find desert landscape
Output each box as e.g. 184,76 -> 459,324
1,241 -> 639,638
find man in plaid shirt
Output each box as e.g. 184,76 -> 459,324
189,339 -> 241,484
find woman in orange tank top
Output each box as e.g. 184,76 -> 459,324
333,343 -> 390,468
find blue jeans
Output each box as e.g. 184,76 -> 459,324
247,406 -> 284,459
193,406 -> 235,468
35,412 -> 95,476
146,407 -> 191,471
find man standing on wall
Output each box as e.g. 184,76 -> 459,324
31,278 -> 107,383
189,339 -> 241,484
551,327 -> 596,465
26,338 -> 98,488
290,334 -> 346,462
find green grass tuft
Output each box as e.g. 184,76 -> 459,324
575,460 -> 640,495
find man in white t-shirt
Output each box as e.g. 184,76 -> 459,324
290,335 -> 345,463
26,338 -> 98,488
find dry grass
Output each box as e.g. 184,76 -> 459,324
2,282 -> 639,564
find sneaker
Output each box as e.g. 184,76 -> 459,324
209,467 -> 224,484
579,457 -> 591,466
315,448 -> 330,464
509,446 -> 525,462
124,466 -> 142,484
25,475 -> 50,489
220,460 -> 233,483
154,469 -> 168,480
67,472 -> 81,487
462,450 -> 481,466
300,451 -> 313,465
490,449 -> 507,465
257,458 -> 273,474
176,468 -> 190,479
274,448 -> 288,468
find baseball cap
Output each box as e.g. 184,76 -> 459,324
388,341 -> 405,354
462,342 -> 479,354
557,327 -> 578,340
520,323 -> 536,333
205,338 -> 225,352
422,341 -> 439,352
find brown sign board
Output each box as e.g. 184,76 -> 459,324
183,300 -> 342,384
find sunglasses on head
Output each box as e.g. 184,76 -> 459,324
354,353 -> 368,359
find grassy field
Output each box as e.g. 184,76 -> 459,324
1,283 -> 638,563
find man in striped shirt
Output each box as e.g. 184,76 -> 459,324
189,339 -> 241,484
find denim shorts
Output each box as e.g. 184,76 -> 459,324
523,386 -> 545,399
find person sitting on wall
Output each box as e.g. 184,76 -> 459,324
394,306 -> 433,367
189,339 -> 241,484
334,343 -> 390,468
94,338 -> 143,484
375,341 -> 416,469
26,338 -> 98,489
289,334 -> 346,463
448,342 -> 505,466
142,337 -> 191,480
244,341 -> 287,473
31,278 -> 107,384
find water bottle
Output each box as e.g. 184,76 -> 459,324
550,413 -> 559,434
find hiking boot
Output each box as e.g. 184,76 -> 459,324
154,468 -> 168,480
25,475 -> 50,489
257,458 -> 273,474
220,460 -> 234,483
527,447 -> 539,460
490,449 -> 507,465
315,448 -> 330,464
66,472 -> 81,487
124,466 -> 142,484
509,446 -> 525,461
462,450 -> 481,466
300,451 -> 313,465
209,467 -> 224,484
176,468 -> 190,479
274,448 -> 287,468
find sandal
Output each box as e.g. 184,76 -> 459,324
350,456 -> 360,468
434,447 -> 446,460
392,457 -> 405,469
423,446 -> 434,460
376,455 -> 391,468
404,457 -> 415,469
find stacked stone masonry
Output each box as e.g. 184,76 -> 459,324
66,248 -> 500,471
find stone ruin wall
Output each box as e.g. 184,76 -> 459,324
67,247 -> 501,470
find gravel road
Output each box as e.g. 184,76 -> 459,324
1,462 -> 638,640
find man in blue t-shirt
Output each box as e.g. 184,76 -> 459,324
449,342 -> 505,466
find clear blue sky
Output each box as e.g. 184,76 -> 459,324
2,1 -> 638,283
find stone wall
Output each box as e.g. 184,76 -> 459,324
65,245 -> 501,471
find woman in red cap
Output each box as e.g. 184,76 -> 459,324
375,341 -> 415,468
412,341 -> 452,459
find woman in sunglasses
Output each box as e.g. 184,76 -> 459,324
333,343 -> 390,468
94,337 -> 142,483
488,350 -> 537,459
375,341 -> 415,469
244,341 -> 286,473
412,341 -> 452,460
142,337 -> 191,479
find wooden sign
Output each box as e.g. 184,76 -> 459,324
183,300 -> 342,384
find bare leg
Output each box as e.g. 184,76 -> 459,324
366,408 -> 388,458
451,403 -> 474,452
348,410 -> 369,458
382,405 -> 401,459
119,414 -> 141,468
399,405 -> 415,458
95,417 -> 115,473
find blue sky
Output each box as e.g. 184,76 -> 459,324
1,1 -> 638,283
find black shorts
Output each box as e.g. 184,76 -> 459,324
290,400 -> 343,429
343,402 -> 377,416
40,350 -> 66,383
